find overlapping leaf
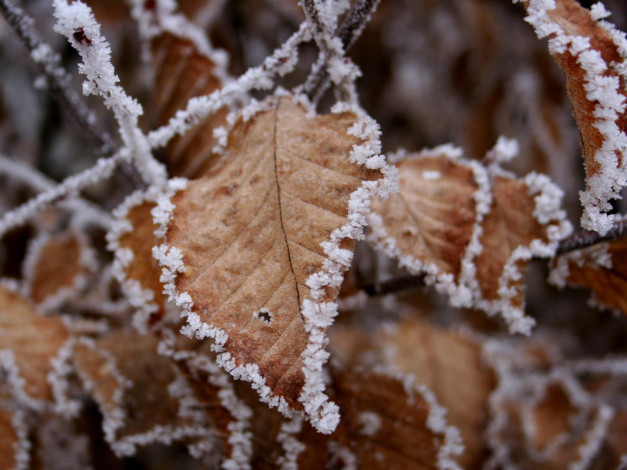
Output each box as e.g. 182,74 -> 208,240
72,330 -> 209,457
375,317 -> 495,468
368,148 -> 570,334
520,0 -> 627,234
0,285 -> 70,404
153,94 -> 393,432
152,32 -> 229,178
550,235 -> 627,314
24,230 -> 92,309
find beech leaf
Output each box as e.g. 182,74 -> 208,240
521,0 -> 627,235
72,330 -> 209,457
24,230 -> 93,309
152,32 -> 229,178
375,317 -> 495,469
550,234 -> 627,314
152,94 -> 396,433
368,147 -> 571,334
0,285 -> 71,405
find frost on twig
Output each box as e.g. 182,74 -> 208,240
519,0 -> 627,235
52,0 -> 166,187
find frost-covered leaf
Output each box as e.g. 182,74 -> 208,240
24,230 -> 94,309
331,367 -> 464,470
375,317 -> 495,468
151,30 -> 228,178
521,0 -> 627,235
0,406 -> 29,470
108,190 -> 167,332
0,285 -> 71,405
368,147 -> 570,334
72,330 -> 209,457
550,235 -> 627,314
152,94 -> 395,433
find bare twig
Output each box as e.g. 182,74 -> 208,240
555,218 -> 627,255
303,0 -> 380,102
361,219 -> 627,297
0,0 -> 115,156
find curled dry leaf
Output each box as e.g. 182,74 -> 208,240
24,230 -> 93,309
72,330 -> 208,457
108,190 -> 166,332
375,317 -> 495,469
520,0 -> 627,234
153,94 -> 395,432
0,406 -> 29,470
0,285 -> 70,404
152,32 -> 229,178
550,235 -> 627,314
368,148 -> 570,334
331,367 -> 463,470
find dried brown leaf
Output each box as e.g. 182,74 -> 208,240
551,235 -> 627,314
153,94 -> 392,432
521,0 -> 627,233
25,231 -> 91,308
376,317 -> 495,468
332,367 -> 463,470
0,285 -> 70,403
73,330 -> 208,456
0,406 -> 28,470
152,32 -> 229,178
369,149 -> 569,334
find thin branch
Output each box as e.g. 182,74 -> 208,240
555,218 -> 627,255
303,0 -> 380,101
0,0 -> 114,156
362,219 -> 627,297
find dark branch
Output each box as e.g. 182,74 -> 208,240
0,0 -> 144,187
556,218 -> 627,255
303,0 -> 380,101
362,219 -> 627,297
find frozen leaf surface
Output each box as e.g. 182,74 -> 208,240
0,286 -> 70,404
25,230 -> 92,308
332,367 -> 463,470
368,148 -> 570,334
521,0 -> 627,234
376,317 -> 495,468
550,235 -> 627,314
73,331 -> 208,457
152,32 -> 228,178
153,94 -> 395,433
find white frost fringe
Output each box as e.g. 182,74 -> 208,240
151,93 -> 398,434
519,0 -> 627,235
368,142 -> 571,335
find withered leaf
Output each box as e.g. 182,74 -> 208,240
331,367 -> 463,470
72,330 -> 209,457
108,192 -> 166,330
0,285 -> 70,404
154,94 -> 391,432
550,235 -> 627,314
521,0 -> 627,234
25,230 -> 91,308
369,149 -> 569,334
0,406 -> 28,470
152,32 -> 229,178
375,317 -> 495,469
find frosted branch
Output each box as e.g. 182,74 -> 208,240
52,0 -> 166,187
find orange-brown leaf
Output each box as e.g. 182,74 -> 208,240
521,0 -> 627,234
0,285 -> 70,403
154,95 -> 391,431
152,33 -> 228,178
551,236 -> 627,314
